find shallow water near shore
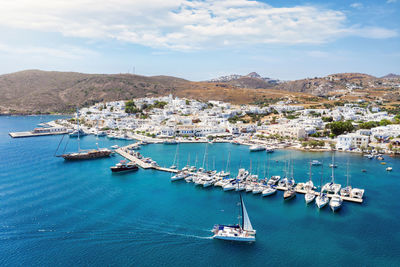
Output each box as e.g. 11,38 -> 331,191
1,116 -> 400,266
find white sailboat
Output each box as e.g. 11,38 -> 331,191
322,154 -> 341,194
315,162 -> 329,209
329,194 -> 343,212
212,195 -> 256,242
305,161 -> 316,204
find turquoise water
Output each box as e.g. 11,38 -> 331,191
1,116 -> 400,266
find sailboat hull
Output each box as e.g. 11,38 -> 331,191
60,150 -> 112,160
213,234 -> 255,242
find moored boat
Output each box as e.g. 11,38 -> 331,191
110,161 -> 138,172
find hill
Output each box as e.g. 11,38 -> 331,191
0,70 -> 308,114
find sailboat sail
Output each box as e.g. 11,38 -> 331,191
240,195 -> 253,231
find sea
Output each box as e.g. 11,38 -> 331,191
0,115 -> 399,266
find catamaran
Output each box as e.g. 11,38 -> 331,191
212,195 -> 256,242
322,154 -> 341,194
329,194 -> 343,212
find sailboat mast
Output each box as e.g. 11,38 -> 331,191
225,152 -> 231,173
331,154 -> 335,183
309,160 -> 312,182
76,108 -> 80,152
202,144 -> 207,169
320,161 -> 324,193
240,194 -> 244,228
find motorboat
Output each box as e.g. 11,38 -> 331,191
311,160 -> 322,166
386,167 -> 393,171
329,194 -> 343,212
249,145 -> 265,152
110,161 -> 138,173
265,147 -> 275,153
262,185 -> 277,196
212,195 -> 256,242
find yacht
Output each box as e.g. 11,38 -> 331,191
305,192 -> 315,204
329,194 -> 343,212
316,162 -> 329,209
252,185 -> 264,194
311,160 -> 322,166
283,187 -> 296,200
69,129 -> 87,137
322,154 -> 341,194
223,181 -> 237,191
262,185 -> 277,196
249,145 -> 265,152
267,176 -> 280,185
110,161 -> 138,173
171,171 -> 188,181
316,193 -> 329,209
340,160 -> 352,197
203,176 -> 215,187
235,182 -> 246,191
265,147 -> 275,153
212,195 -> 256,242
350,188 -> 365,199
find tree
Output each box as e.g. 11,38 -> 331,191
327,121 -> 354,136
125,100 -> 139,114
322,116 -> 333,122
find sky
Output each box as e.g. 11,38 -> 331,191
0,0 -> 399,80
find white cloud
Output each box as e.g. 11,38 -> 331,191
0,42 -> 97,59
350,3 -> 363,9
0,0 -> 396,50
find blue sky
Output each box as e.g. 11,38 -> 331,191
0,0 -> 398,80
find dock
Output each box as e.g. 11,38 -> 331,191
9,130 -> 68,138
115,144 -> 363,204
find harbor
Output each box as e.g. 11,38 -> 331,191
2,115 -> 399,266
115,143 -> 364,204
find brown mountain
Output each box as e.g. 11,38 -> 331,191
0,70 -> 309,114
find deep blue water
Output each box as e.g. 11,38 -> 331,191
1,116 -> 399,266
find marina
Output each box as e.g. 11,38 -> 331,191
115,144 -> 364,203
2,115 -> 400,266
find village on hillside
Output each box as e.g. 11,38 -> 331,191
48,94 -> 400,155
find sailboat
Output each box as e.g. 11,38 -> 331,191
322,154 -> 341,194
212,195 -> 256,242
57,108 -> 112,160
340,160 -> 352,197
171,144 -> 188,181
305,161 -> 316,204
315,162 -> 329,209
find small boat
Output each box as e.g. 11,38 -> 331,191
223,182 -> 236,191
265,147 -> 275,153
249,145 -> 265,152
305,192 -> 315,204
364,154 -> 374,159
329,194 -> 343,212
361,169 -> 367,172
69,129 -> 87,137
381,162 -> 386,165
350,188 -> 365,199
111,145 -> 119,149
316,193 -> 329,209
329,164 -> 338,168
163,140 -> 179,145
110,161 -> 138,172
212,195 -> 256,242
171,171 -> 189,181
252,185 -> 264,194
262,185 -> 277,196
386,167 -> 393,171
267,176 -> 280,185
311,160 -> 322,166
283,187 -> 296,200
